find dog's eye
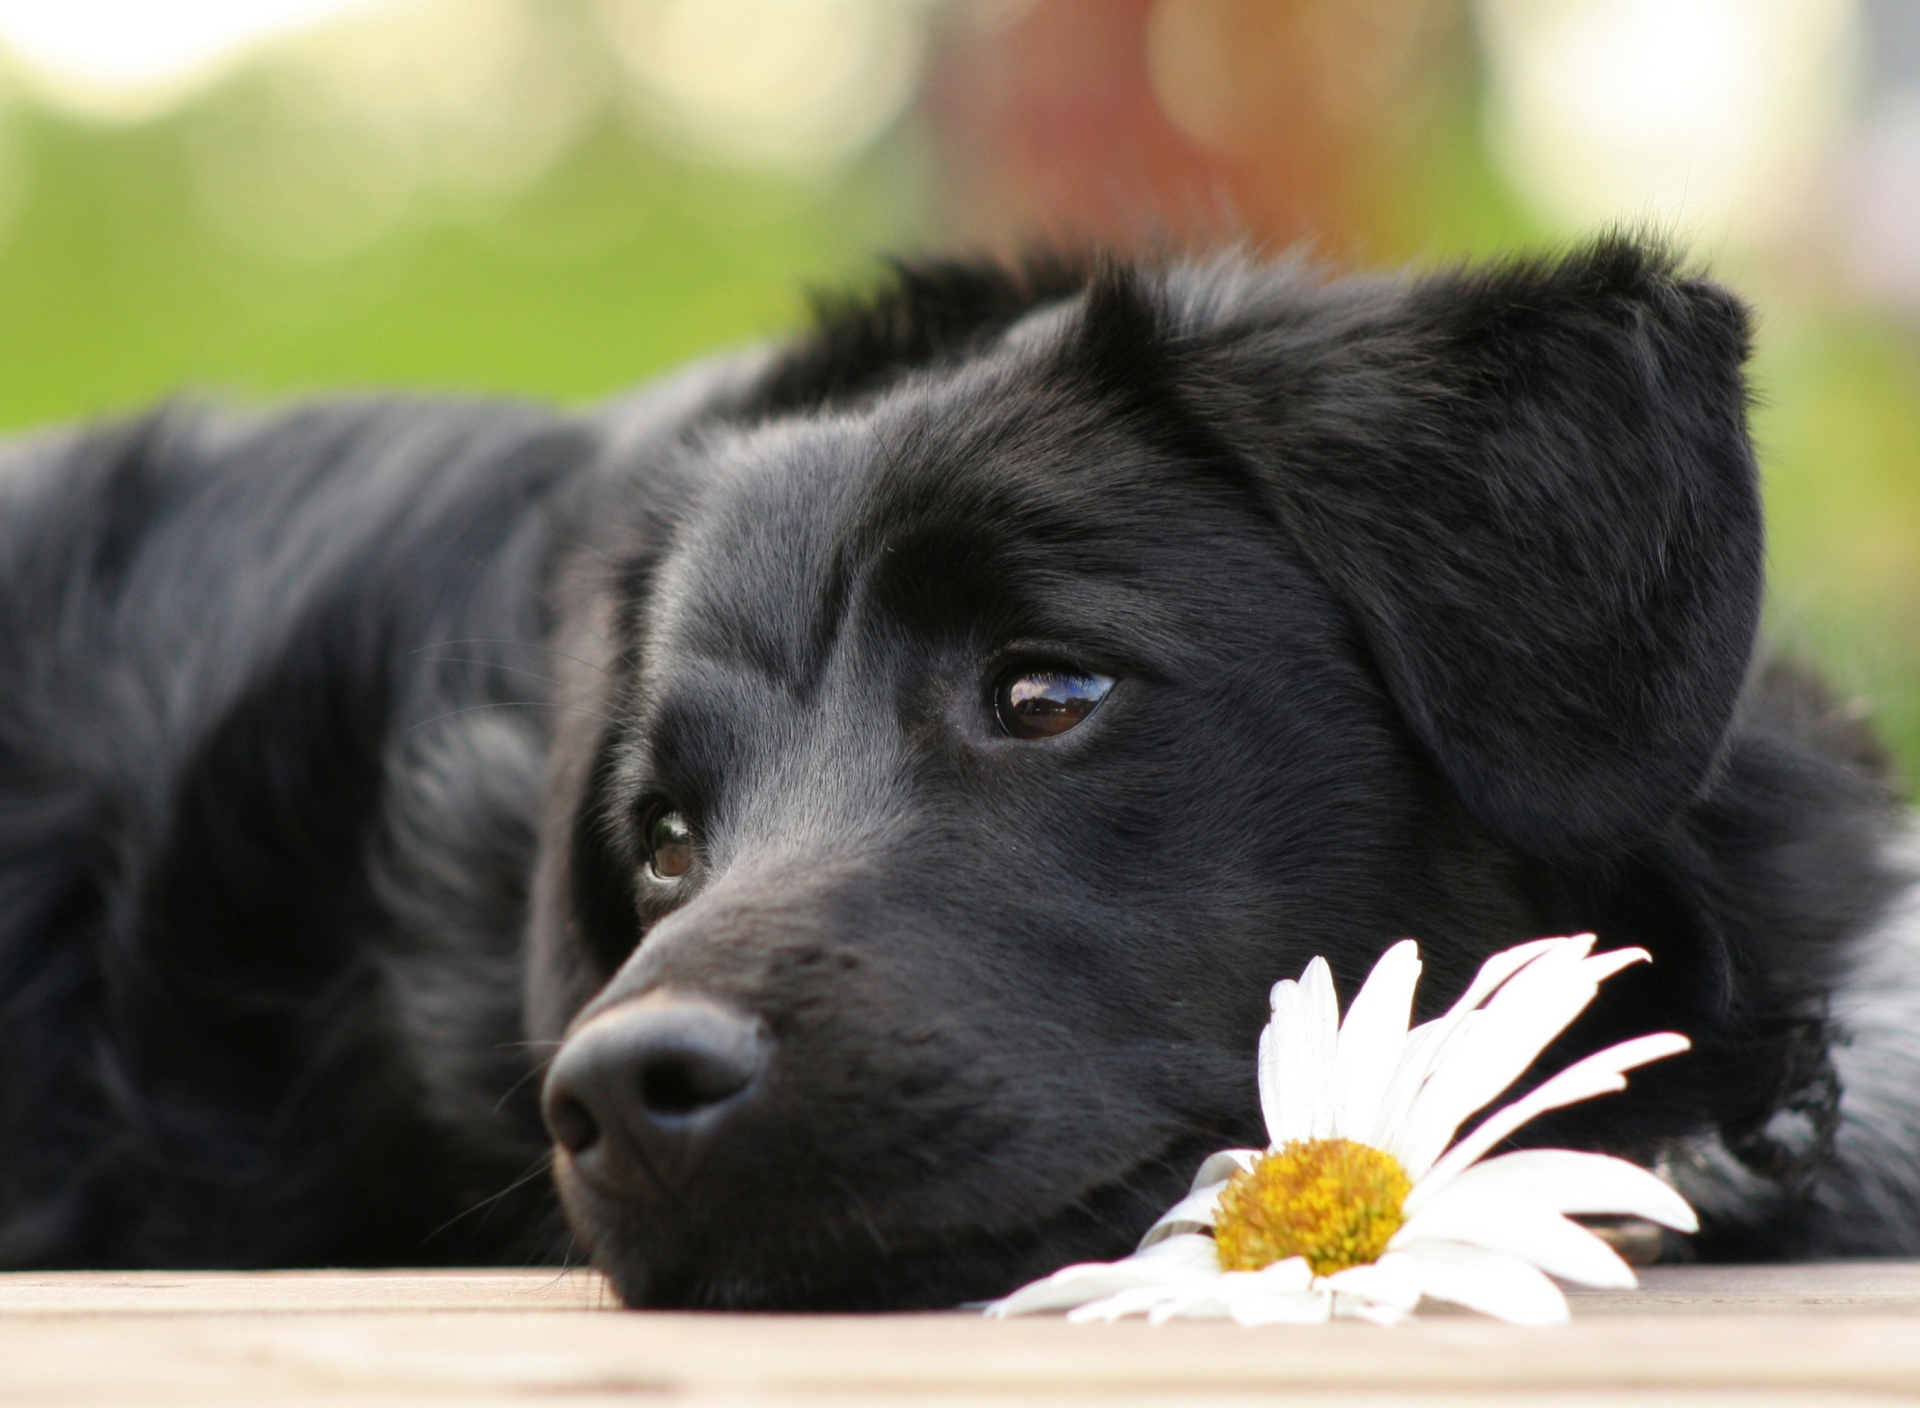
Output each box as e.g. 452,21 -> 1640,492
643,807 -> 695,881
994,669 -> 1114,740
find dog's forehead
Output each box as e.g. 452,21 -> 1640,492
651,413 -> 869,658
644,367 -> 1195,682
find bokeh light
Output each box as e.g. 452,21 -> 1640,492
0,0 -> 385,120
1475,0 -> 1861,240
600,0 -> 934,172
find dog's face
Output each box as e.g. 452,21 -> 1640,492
528,245 -> 1765,1308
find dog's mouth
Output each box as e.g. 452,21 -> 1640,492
558,1132 -> 1222,1311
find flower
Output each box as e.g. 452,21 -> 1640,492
985,935 -> 1699,1327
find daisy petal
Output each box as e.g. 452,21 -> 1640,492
1259,984 -> 1298,1143
1438,938 -> 1581,1023
1072,1280 -> 1234,1322
1218,1261 -> 1325,1325
1069,1286 -> 1191,1322
1395,941 -> 1650,1175
1370,937 -> 1574,1162
1448,1149 -> 1698,1232
989,1275 -> 1134,1318
1393,1239 -> 1572,1327
1138,1180 -> 1228,1248
1262,958 -> 1339,1143
1366,1016 -> 1450,1151
1322,1252 -> 1425,1312
985,1234 -> 1220,1317
1244,1257 -> 1316,1294
1147,1291 -> 1229,1324
1066,1257 -> 1320,1324
1189,1149 -> 1262,1189
1334,1294 -> 1414,1326
1405,1032 -> 1691,1215
1335,939 -> 1422,1141
1228,1290 -> 1334,1326
1299,957 -> 1340,1138
1139,1149 -> 1260,1249
1392,1184 -> 1635,1288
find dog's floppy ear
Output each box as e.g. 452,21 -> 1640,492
1173,238 -> 1764,859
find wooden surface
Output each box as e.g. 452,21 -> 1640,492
5,1263 -> 1920,1405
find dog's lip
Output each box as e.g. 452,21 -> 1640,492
560,1125 -> 1208,1240
566,1128 -> 1229,1308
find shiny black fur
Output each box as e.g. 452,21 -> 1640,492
1,238 -> 1913,1300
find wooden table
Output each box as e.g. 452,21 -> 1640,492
4,1262 -> 1918,1405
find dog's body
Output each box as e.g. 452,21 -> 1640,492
3,241 -> 1918,1304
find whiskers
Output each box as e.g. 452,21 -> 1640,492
424,1147 -> 558,1247
492,1040 -> 562,1116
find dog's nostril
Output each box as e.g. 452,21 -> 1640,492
542,993 -> 770,1182
548,1094 -> 600,1156
639,1053 -> 748,1116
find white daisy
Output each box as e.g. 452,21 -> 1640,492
985,934 -> 1699,1327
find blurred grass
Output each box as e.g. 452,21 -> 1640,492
0,103 -> 922,427
1754,317 -> 1920,785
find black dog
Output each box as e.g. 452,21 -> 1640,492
3,237 -> 1917,1307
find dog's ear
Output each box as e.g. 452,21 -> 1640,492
1168,238 -> 1764,859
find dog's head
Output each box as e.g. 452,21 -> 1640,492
526,240 -> 1762,1307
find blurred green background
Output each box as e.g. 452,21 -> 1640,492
1,0 -> 1918,777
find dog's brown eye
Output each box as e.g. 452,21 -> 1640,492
994,669 -> 1114,740
643,808 -> 695,881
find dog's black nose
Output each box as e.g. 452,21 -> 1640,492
543,994 -> 769,1189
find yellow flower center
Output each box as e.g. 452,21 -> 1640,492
1213,1137 -> 1411,1276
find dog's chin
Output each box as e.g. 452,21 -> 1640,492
556,1150 -> 1200,1311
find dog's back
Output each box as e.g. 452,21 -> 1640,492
0,401 -> 593,1265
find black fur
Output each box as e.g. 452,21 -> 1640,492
1,237 -> 1913,1300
